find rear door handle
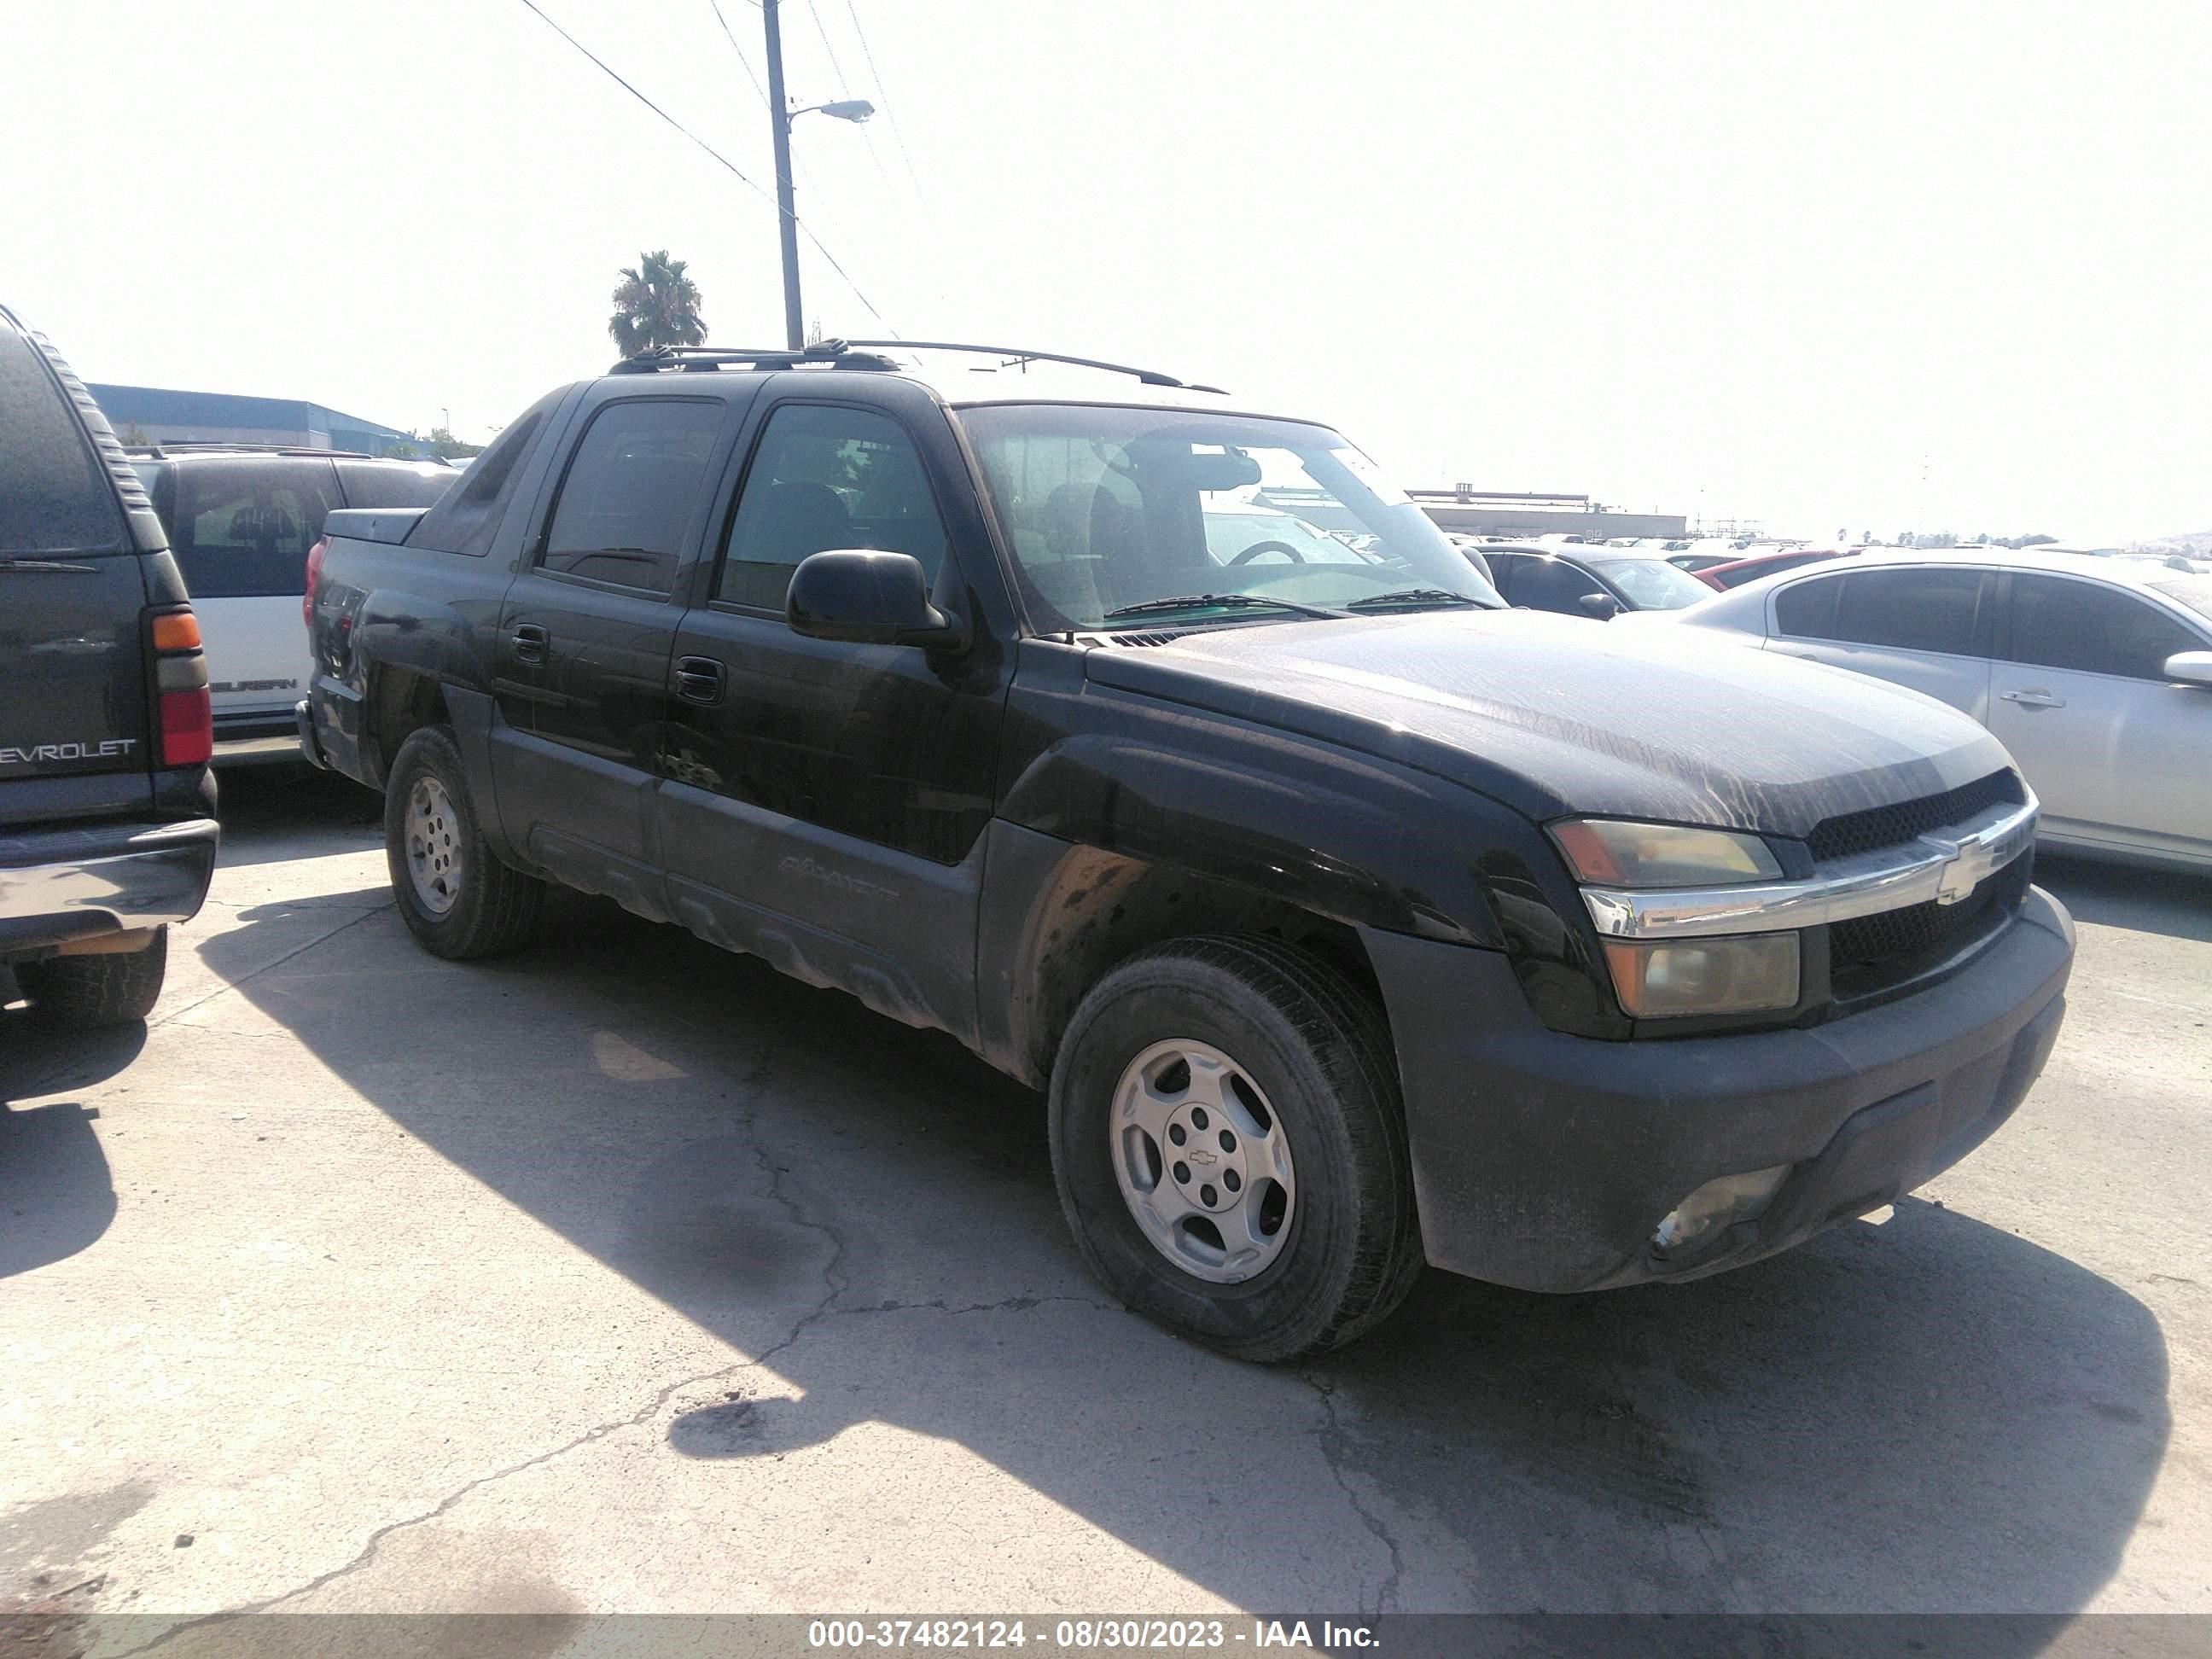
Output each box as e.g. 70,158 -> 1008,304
511,623 -> 550,665
2000,688 -> 2066,709
675,655 -> 725,705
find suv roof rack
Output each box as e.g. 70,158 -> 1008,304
608,338 -> 1223,393
608,341 -> 902,375
122,441 -> 422,462
843,340 -> 1224,393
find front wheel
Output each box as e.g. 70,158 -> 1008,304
383,725 -> 545,959
1049,935 -> 1423,1362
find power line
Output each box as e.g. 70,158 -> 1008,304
805,0 -> 854,93
517,0 -> 772,204
841,0 -> 929,203
702,0 -> 895,334
515,0 -> 892,329
707,0 -> 771,108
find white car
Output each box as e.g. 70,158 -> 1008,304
1659,550 -> 2212,870
128,446 -> 455,761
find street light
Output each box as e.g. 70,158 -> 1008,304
763,0 -> 875,348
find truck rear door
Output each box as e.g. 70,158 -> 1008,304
0,327 -> 154,828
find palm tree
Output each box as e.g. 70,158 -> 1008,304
608,250 -> 707,355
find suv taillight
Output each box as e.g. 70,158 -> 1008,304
303,537 -> 326,629
148,607 -> 213,766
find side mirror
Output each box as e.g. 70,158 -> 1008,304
786,550 -> 967,650
2163,649 -> 2212,689
1578,591 -> 1625,620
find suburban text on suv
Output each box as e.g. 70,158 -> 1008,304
1,303 -> 218,1027
300,340 -> 2074,1359
125,444 -> 457,762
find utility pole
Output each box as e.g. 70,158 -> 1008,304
763,0 -> 805,351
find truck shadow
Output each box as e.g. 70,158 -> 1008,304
207,884 -> 2170,1620
0,1021 -> 138,1279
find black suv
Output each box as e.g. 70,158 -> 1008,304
302,341 -> 2073,1359
1,304 -> 218,1026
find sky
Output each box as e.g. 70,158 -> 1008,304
4,0 -> 2208,544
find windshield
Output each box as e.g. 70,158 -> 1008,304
1589,556 -> 1717,610
960,405 -> 1502,630
2148,576 -> 2212,625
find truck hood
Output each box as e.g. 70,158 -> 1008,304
1079,610 -> 2013,838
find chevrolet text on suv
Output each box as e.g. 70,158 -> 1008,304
300,341 -> 2074,1359
1,303 -> 218,1027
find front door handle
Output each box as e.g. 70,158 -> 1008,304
2000,688 -> 2066,709
675,655 -> 725,705
511,623 -> 550,665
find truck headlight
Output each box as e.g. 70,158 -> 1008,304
1602,933 -> 1801,1018
1551,820 -> 1782,888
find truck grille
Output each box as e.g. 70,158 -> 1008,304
1829,852 -> 2030,994
1807,769 -> 2025,864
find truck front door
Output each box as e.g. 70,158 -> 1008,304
655,382 -> 1011,1042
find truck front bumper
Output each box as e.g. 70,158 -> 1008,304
1364,886 -> 2075,1293
0,818 -> 221,958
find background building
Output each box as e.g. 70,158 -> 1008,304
1412,487 -> 1687,541
88,383 -> 428,457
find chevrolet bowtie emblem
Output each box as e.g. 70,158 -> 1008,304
1187,1149 -> 1218,1167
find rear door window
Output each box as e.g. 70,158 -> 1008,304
1824,568 -> 1988,655
1773,573 -> 1843,637
0,329 -> 126,554
171,458 -> 340,597
538,399 -> 725,595
2006,575 -> 2203,681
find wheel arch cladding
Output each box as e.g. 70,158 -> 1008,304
974,823 -> 1394,1089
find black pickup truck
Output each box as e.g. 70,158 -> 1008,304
2,303 -> 218,1026
301,341 -> 2074,1359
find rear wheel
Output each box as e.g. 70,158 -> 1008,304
19,929 -> 169,1028
1049,935 -> 1423,1362
383,725 -> 544,959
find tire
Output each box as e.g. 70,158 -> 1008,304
1049,934 -> 1423,1362
383,725 -> 544,959
20,928 -> 169,1028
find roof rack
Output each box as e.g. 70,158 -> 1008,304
608,341 -> 900,375
608,338 -> 1224,393
843,340 -> 1223,393
121,441 -> 417,462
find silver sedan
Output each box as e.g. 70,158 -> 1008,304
1650,550 -> 2212,871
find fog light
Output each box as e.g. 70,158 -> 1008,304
1651,1165 -> 1792,1255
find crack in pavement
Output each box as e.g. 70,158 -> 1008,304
148,904 -> 393,1034
1301,1372 -> 1405,1615
846,1294 -> 1125,1318
108,1031 -> 848,1652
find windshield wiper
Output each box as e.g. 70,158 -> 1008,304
0,556 -> 98,573
1343,588 -> 1493,611
1102,593 -> 1343,622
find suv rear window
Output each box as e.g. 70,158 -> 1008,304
0,329 -> 126,554
170,457 -> 339,597
335,459 -> 457,510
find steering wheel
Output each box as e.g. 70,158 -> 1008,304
1229,539 -> 1307,565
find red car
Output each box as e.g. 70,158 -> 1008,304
1694,546 -> 1860,591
